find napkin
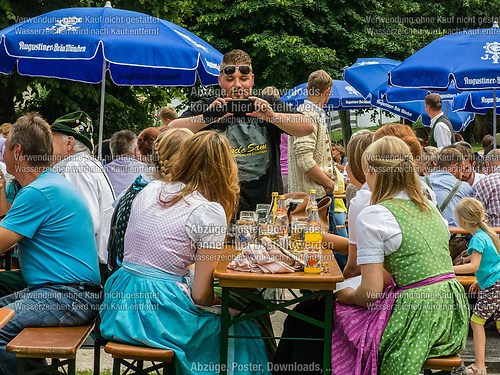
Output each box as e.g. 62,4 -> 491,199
227,244 -> 295,274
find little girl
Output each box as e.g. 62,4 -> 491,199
453,197 -> 500,375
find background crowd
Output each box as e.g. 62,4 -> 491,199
0,48 -> 498,375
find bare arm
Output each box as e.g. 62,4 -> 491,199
305,165 -> 335,195
322,233 -> 348,254
169,98 -> 230,133
248,96 -> 314,136
0,174 -> 9,216
0,227 -> 22,255
343,243 -> 361,278
169,115 -> 208,133
191,248 -> 222,306
453,250 -> 481,275
268,113 -> 314,136
336,263 -> 385,307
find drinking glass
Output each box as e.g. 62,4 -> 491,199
290,216 -> 308,252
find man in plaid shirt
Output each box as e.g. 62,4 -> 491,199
474,149 -> 500,227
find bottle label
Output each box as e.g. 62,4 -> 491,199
275,208 -> 287,217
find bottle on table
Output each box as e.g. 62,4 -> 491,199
259,192 -> 279,242
306,189 -> 318,217
304,206 -> 322,274
267,192 -> 279,222
275,195 -> 289,246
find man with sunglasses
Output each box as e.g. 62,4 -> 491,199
170,49 -> 313,212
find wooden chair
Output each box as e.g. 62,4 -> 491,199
422,355 -> 463,374
104,341 -> 176,375
6,323 -> 95,375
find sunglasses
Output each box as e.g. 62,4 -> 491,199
220,65 -> 252,75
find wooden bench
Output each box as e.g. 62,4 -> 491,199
456,275 -> 477,287
104,341 -> 176,375
6,323 -> 95,375
422,355 -> 463,374
0,308 -> 14,330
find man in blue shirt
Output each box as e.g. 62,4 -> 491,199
423,146 -> 473,226
0,113 -> 101,374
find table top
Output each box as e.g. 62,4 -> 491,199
449,226 -> 500,235
214,248 -> 344,290
0,308 -> 14,330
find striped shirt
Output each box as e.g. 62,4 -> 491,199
474,166 -> 500,227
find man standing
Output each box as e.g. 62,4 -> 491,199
158,106 -> 178,129
425,93 -> 455,149
474,149 -> 500,227
0,113 -> 101,374
288,70 -> 336,200
169,49 -> 313,211
51,111 -> 115,279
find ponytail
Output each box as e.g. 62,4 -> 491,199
479,221 -> 500,254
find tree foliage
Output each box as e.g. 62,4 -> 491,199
0,0 -> 211,139
189,0 -> 495,91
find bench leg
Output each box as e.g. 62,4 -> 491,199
323,291 -> 333,375
16,358 -> 26,375
166,361 -> 176,375
93,339 -> 100,375
112,359 -> 121,375
67,359 -> 76,375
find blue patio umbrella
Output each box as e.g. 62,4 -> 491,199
376,84 -> 474,131
343,58 -> 400,98
344,58 -> 474,131
370,86 -> 474,131
388,24 -> 500,146
281,80 -> 371,110
0,2 -> 223,156
453,91 -> 500,115
343,58 -> 420,122
380,83 -> 461,104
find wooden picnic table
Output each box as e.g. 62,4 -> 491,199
214,247 -> 343,375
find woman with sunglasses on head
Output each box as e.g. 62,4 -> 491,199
100,131 -> 271,375
169,49 -> 314,213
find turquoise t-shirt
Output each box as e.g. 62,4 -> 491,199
5,179 -> 21,203
468,229 -> 500,289
0,169 -> 100,287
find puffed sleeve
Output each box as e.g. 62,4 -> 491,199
186,202 -> 227,250
356,205 -> 402,265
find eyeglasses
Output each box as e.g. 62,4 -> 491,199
220,65 -> 252,75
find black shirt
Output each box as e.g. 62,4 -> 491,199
180,95 -> 297,211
